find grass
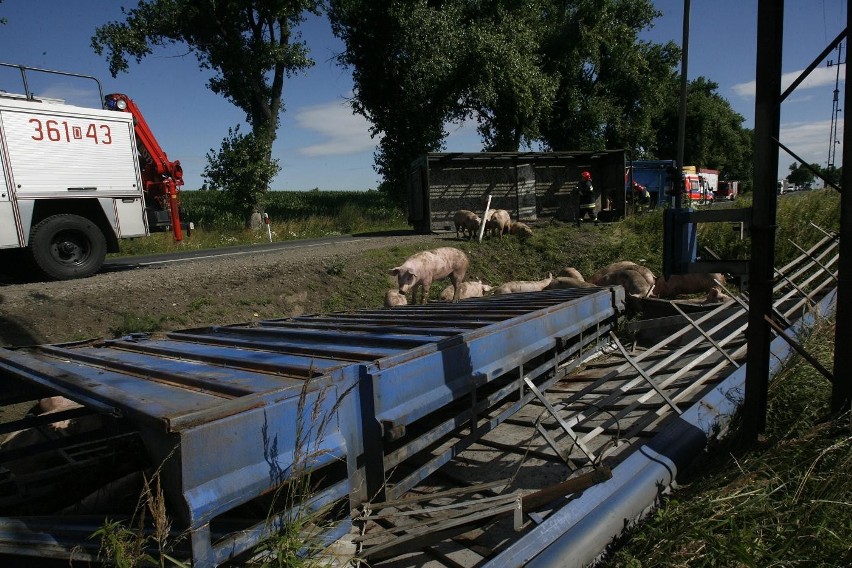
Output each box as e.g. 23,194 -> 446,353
600,315 -> 851,568
110,189 -> 409,258
93,187 -> 846,565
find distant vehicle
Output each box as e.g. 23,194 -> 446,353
715,180 -> 739,201
625,159 -> 677,208
777,179 -> 791,194
683,166 -> 717,205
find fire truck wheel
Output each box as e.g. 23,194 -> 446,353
28,214 -> 107,280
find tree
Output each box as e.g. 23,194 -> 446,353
787,162 -> 818,188
203,126 -> 280,218
457,1 -> 559,151
329,1 -> 472,203
330,0 -> 680,200
91,0 -> 321,213
539,0 -> 679,156
654,76 -> 753,183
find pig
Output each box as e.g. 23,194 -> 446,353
36,396 -> 84,430
588,261 -> 656,289
1,397 -> 104,477
592,268 -> 652,297
702,286 -> 732,304
389,247 -> 469,304
439,280 -> 492,301
546,277 -> 597,290
652,273 -> 726,299
509,221 -> 534,239
558,267 -> 585,281
453,210 -> 481,240
493,273 -> 553,295
485,209 -> 512,239
384,289 -> 408,307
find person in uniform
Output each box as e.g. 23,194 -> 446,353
577,171 -> 598,227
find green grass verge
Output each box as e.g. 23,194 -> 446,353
601,315 -> 851,568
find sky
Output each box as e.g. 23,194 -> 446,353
0,0 -> 846,191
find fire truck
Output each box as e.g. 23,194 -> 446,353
715,180 -> 739,201
0,63 -> 185,280
682,166 -> 718,205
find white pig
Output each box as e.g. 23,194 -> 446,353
493,273 -> 553,295
653,272 -> 726,299
592,268 -> 652,297
702,286 -> 732,304
485,209 -> 512,239
389,247 -> 469,304
509,221 -> 534,239
589,261 -> 656,289
384,289 -> 408,307
558,267 -> 585,281
546,277 -> 597,290
439,280 -> 492,301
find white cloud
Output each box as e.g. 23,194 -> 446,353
778,119 -> 842,173
30,82 -> 101,107
731,64 -> 844,98
294,101 -> 378,157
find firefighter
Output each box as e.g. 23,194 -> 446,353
576,171 -> 598,226
632,180 -> 650,212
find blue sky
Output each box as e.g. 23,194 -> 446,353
0,1 -> 846,190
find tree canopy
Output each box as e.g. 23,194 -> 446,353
91,0 -> 321,216
89,0 -> 755,204
329,0 -> 753,201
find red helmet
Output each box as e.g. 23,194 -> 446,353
581,171 -> 591,180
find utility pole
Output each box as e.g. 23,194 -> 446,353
827,42 -> 844,170
744,0 -> 783,439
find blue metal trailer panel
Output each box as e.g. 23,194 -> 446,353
0,286 -> 622,566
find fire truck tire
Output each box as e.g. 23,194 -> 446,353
28,214 -> 107,280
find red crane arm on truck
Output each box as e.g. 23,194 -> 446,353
104,93 -> 184,241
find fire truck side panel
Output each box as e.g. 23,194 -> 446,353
103,196 -> 148,237
0,136 -> 20,247
0,202 -> 18,247
0,100 -> 143,199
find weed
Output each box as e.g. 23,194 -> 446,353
111,313 -> 166,336
187,297 -> 212,312
92,457 -> 190,567
93,518 -> 156,568
324,258 -> 346,276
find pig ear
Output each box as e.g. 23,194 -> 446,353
389,267 -> 400,276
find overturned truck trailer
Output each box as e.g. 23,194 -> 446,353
0,286 -> 624,566
408,151 -> 627,233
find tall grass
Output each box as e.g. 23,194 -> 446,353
695,189 -> 841,268
111,189 -> 408,257
601,316 -> 851,568
180,189 -> 405,231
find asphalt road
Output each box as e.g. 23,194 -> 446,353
102,230 -> 418,272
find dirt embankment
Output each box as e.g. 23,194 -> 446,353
0,233 -> 445,348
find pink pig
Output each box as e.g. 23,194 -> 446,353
653,273 -> 726,299
389,247 -> 469,304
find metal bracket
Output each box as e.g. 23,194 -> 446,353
523,377 -> 597,464
609,332 -> 682,415
670,303 -> 740,369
